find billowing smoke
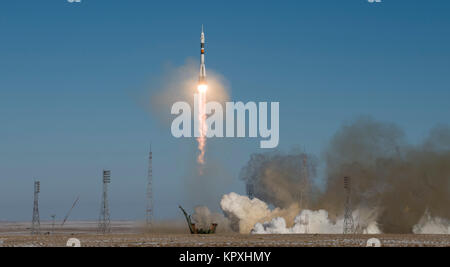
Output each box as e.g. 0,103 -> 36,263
191,206 -> 232,233
239,150 -> 318,209
220,192 -> 379,234
145,60 -> 450,234
413,212 -> 450,234
220,192 -> 300,234
321,117 -> 450,233
237,117 -> 450,234
253,209 -> 381,234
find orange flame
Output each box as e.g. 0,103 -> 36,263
196,85 -> 208,174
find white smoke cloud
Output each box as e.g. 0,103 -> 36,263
413,212 -> 450,234
252,209 -> 381,234
220,193 -> 449,235
220,192 -> 300,234
220,192 -> 382,234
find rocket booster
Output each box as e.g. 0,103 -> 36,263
199,25 -> 206,84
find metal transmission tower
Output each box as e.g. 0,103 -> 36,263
299,154 -> 310,233
246,183 -> 255,199
300,154 -> 311,209
146,146 -> 153,227
343,176 -> 355,234
98,170 -> 111,234
31,181 -> 40,235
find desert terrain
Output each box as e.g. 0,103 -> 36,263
0,221 -> 449,247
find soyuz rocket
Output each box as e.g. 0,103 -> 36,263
199,25 -> 207,85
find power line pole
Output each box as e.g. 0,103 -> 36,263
343,176 -> 355,234
31,181 -> 40,235
98,170 -> 111,234
146,146 -> 153,227
51,214 -> 56,233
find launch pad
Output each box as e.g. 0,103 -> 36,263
179,206 -> 218,235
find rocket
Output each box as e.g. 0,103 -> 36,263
199,25 -> 207,84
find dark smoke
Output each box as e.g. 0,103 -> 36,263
240,150 -> 318,209
240,117 -> 450,233
322,117 -> 450,233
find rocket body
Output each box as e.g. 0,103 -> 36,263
199,27 -> 207,84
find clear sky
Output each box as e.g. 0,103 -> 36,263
0,0 -> 449,221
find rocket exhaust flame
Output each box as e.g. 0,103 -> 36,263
197,85 -> 207,168
196,26 -> 208,173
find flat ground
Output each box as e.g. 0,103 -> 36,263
0,221 -> 449,247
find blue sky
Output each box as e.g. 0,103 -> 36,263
0,0 -> 449,221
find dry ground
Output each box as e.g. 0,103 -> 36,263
0,221 -> 449,247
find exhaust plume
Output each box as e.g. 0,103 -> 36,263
147,59 -> 231,212
253,209 -> 381,234
220,192 -> 300,234
149,59 -> 229,126
237,117 -> 450,234
191,206 -> 232,233
321,117 -> 450,233
239,150 -> 318,209
220,192 -> 380,234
